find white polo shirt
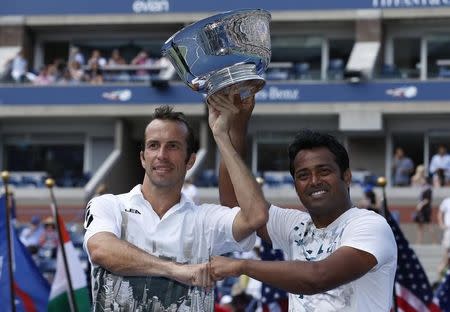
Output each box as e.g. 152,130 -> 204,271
83,184 -> 255,311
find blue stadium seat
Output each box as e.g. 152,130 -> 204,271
21,175 -> 40,187
295,62 -> 311,80
380,64 -> 402,79
265,68 -> 290,80
197,169 -> 218,187
328,58 -> 344,80
438,66 -> 450,78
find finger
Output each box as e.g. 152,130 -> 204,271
208,93 -> 229,107
209,94 -> 240,114
233,93 -> 242,108
214,102 -> 239,114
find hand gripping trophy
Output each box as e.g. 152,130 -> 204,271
162,9 -> 271,103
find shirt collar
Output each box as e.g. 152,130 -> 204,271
129,184 -> 195,210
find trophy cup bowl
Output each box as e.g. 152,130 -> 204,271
161,9 -> 271,101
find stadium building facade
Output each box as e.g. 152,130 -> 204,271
1,0 -> 450,220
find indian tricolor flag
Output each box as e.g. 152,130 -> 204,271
48,216 -> 90,312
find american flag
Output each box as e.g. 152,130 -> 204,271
259,241 -> 288,312
385,210 -> 442,312
433,269 -> 450,312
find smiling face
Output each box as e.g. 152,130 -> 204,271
293,147 -> 352,227
140,119 -> 195,190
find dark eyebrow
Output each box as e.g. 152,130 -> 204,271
166,140 -> 183,145
295,164 -> 333,174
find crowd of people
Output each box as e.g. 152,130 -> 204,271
392,145 -> 450,188
1,47 -> 171,85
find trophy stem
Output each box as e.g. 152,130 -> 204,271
205,64 -> 265,100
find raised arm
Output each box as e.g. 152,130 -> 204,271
213,94 -> 255,207
210,246 -> 377,295
207,95 -> 269,241
87,232 -> 212,287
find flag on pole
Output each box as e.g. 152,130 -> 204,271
47,215 -> 90,312
260,241 -> 288,312
433,269 -> 450,312
385,209 -> 442,312
0,194 -> 50,312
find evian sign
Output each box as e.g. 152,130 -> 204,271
133,0 -> 169,13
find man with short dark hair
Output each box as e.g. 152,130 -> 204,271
84,104 -> 268,311
429,144 -> 450,187
392,147 -> 414,186
208,96 -> 397,311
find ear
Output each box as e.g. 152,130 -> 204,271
343,169 -> 352,187
186,153 -> 196,171
140,150 -> 145,168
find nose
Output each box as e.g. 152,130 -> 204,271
310,172 -> 321,186
157,146 -> 168,159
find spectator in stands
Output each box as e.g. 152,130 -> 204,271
392,147 -> 414,186
131,50 -> 155,79
437,196 -> 450,275
11,49 -> 28,83
69,46 -> 85,66
87,49 -> 107,69
19,215 -> 45,254
411,164 -> 427,186
413,176 -> 434,244
39,216 -> 58,258
86,61 -> 104,85
57,68 -> 77,85
107,49 -> 127,67
107,48 -> 130,82
68,60 -> 85,83
33,64 -> 57,85
83,105 -> 268,311
429,144 -> 450,187
208,94 -> 397,311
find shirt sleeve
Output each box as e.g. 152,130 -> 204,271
83,194 -> 122,255
441,199 -> 450,213
267,205 -> 307,253
201,204 -> 256,255
340,213 -> 397,269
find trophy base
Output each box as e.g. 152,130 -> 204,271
205,64 -> 265,101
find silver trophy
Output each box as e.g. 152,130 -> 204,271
162,9 -> 271,101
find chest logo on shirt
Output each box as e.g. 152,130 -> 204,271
125,208 -> 141,214
293,221 -> 345,261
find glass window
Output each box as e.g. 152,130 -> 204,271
393,38 -> 420,79
328,38 -> 354,80
271,36 -> 322,79
4,144 -> 84,186
257,142 -> 290,172
391,133 -> 424,186
428,133 -> 450,181
427,35 -> 450,78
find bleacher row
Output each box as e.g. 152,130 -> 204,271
0,172 -> 91,188
262,61 -> 442,81
196,169 -> 378,188
6,169 -> 378,189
